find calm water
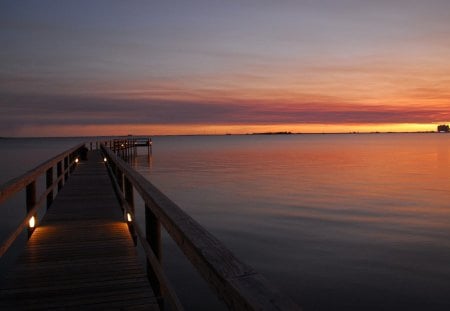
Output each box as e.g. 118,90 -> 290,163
1,134 -> 450,310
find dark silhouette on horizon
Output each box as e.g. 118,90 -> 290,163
437,124 -> 449,132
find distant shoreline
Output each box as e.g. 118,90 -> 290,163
1,131 -> 447,139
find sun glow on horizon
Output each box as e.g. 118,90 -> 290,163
9,122 -> 447,137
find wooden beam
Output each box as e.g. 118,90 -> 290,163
26,181 -> 36,238
46,167 -> 53,209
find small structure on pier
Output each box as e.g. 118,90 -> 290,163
437,124 -> 449,133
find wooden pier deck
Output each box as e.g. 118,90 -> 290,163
0,151 -> 158,310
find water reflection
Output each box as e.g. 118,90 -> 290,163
1,134 -> 448,310
131,134 -> 450,310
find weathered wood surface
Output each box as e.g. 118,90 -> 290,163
0,151 -> 158,310
102,146 -> 301,311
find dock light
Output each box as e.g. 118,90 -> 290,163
121,144 -> 124,147
75,158 -> 79,164
126,212 -> 132,222
29,216 -> 36,228
103,157 -> 107,162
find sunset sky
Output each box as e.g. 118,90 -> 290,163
1,0 -> 449,136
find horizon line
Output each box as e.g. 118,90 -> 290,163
2,130 -> 447,139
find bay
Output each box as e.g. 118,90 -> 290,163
1,133 -> 449,310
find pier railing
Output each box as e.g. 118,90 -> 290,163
101,144 -> 301,310
0,143 -> 86,257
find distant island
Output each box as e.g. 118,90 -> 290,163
251,131 -> 293,135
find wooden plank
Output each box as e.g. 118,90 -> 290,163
0,151 -> 159,310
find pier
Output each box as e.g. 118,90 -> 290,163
0,140 -> 300,310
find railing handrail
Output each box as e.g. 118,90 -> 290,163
101,144 -> 301,310
0,143 -> 85,204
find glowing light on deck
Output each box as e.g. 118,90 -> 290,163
126,212 -> 132,222
29,216 -> 36,228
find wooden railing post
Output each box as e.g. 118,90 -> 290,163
145,204 -> 162,261
57,161 -> 63,191
124,176 -> 136,244
46,167 -> 53,209
145,203 -> 163,308
69,153 -> 74,173
117,168 -> 124,194
64,156 -> 69,181
26,181 -> 36,238
124,176 -> 134,210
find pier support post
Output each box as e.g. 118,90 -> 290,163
124,176 -> 136,244
145,203 -> 163,307
116,168 -> 124,194
145,204 -> 162,261
64,156 -> 69,181
69,153 -> 75,173
26,181 -> 36,238
57,161 -> 63,191
69,154 -> 73,173
124,176 -> 134,210
46,167 -> 53,209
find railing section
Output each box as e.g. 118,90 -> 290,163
88,138 -> 152,160
101,144 -> 301,311
0,143 -> 86,257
